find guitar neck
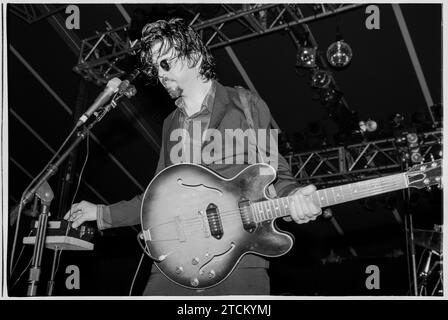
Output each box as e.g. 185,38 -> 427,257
252,173 -> 409,222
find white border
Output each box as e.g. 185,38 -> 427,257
0,0 -> 446,302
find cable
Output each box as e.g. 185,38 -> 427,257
10,229 -> 32,275
129,252 -> 145,296
136,232 -> 151,256
128,231 -> 153,296
11,257 -> 33,290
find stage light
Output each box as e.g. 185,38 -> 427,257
296,46 -> 317,68
391,113 -> 405,128
365,119 -> 378,132
321,87 -> 341,105
358,119 -> 378,134
407,133 -> 423,163
327,40 -> 353,68
311,69 -> 331,88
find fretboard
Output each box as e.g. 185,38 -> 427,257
251,173 -> 409,223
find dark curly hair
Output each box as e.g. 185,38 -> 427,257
139,18 -> 216,82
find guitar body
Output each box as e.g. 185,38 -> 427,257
140,163 -> 294,289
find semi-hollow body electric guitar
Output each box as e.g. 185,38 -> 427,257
140,160 -> 441,289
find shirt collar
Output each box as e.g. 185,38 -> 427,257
175,80 -> 216,115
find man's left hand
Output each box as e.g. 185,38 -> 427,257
288,185 -> 322,224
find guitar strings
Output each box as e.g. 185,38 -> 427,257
145,181 -> 406,237
178,181 -> 405,228
182,181 -> 405,223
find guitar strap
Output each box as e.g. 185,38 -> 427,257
233,87 -> 277,197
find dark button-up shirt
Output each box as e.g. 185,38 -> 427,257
162,81 -> 216,167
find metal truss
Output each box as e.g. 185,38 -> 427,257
74,22 -> 138,85
287,130 -> 442,186
194,3 -> 363,49
73,3 -> 364,85
8,4 -> 66,24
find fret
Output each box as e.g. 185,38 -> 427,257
269,200 -> 276,219
350,183 -> 357,198
343,184 -> 350,202
278,198 -> 286,217
324,188 -> 331,206
282,197 -> 290,217
259,202 -> 264,221
330,188 -> 338,204
273,199 -> 281,218
265,201 -> 272,220
254,202 -> 258,222
257,202 -> 263,222
268,200 -> 273,218
275,198 -> 283,217
330,187 -> 336,205
337,185 -> 344,202
263,201 -> 269,220
345,184 -> 353,202
314,191 -> 322,208
267,201 -> 272,219
316,190 -> 327,207
268,200 -> 275,219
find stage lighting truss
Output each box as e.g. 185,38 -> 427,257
8,4 -> 66,24
287,130 -> 442,187
74,23 -> 141,85
73,4 -> 364,85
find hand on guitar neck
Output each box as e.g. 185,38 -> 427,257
286,184 -> 322,224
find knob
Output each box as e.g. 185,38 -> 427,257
208,270 -> 216,279
192,257 -> 200,265
191,278 -> 199,287
175,266 -> 183,274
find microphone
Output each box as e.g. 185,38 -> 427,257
118,69 -> 141,93
76,77 -> 122,128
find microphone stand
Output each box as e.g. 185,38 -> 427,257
27,183 -> 54,296
19,87 -> 136,296
19,88 -> 136,213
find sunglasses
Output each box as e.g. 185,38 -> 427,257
146,56 -> 177,77
159,58 -> 173,72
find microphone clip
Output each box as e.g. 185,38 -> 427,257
122,84 -> 137,98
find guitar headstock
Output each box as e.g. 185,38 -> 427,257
406,159 -> 442,189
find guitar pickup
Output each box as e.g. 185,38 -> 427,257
206,203 -> 223,239
238,199 -> 256,233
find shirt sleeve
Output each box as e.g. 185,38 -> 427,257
97,117 -> 168,230
96,194 -> 144,230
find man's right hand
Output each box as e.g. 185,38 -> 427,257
64,200 -> 98,228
